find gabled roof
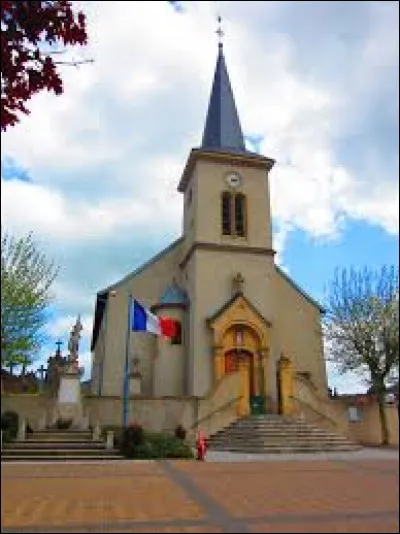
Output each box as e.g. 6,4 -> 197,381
201,43 -> 252,156
275,265 -> 325,313
208,291 -> 272,328
90,237 -> 184,350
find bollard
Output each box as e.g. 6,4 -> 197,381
106,430 -> 114,450
93,422 -> 101,441
17,419 -> 26,441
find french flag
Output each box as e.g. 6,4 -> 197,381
131,299 -> 177,338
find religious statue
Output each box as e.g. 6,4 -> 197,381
67,316 -> 83,370
232,272 -> 245,295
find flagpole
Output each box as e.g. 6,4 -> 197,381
123,293 -> 132,428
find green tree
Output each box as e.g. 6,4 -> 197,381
325,266 -> 399,445
1,230 -> 59,373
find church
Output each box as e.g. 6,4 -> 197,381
90,37 -> 328,422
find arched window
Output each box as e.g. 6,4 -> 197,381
221,191 -> 247,237
235,194 -> 246,237
221,192 -> 232,235
171,321 -> 182,345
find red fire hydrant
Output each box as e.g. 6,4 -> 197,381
196,430 -> 207,461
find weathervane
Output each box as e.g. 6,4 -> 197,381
216,15 -> 224,48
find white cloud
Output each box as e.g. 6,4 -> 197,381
1,1 -> 398,382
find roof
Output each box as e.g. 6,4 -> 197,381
275,265 -> 325,313
201,43 -> 253,156
90,237 -> 184,350
208,291 -> 272,328
159,281 -> 188,305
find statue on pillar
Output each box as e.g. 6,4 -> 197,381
67,315 -> 83,373
232,272 -> 245,295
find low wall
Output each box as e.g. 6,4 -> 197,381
1,394 -> 53,429
293,375 -> 399,446
83,396 -> 196,432
1,371 -> 243,439
346,403 -> 399,446
193,370 -> 242,438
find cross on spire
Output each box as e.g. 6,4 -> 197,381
55,339 -> 63,356
216,15 -> 224,48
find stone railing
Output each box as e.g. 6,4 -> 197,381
190,371 -> 242,439
292,374 -> 348,436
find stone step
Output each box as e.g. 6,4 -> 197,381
3,441 -> 105,449
208,445 -> 360,453
210,430 -> 351,439
28,432 -> 93,440
207,415 -> 359,454
228,423 -> 332,432
209,440 -> 355,448
1,448 -> 119,457
1,455 -> 125,462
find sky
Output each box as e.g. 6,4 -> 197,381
1,1 -> 399,393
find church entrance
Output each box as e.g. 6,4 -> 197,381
208,292 -> 271,417
224,348 -> 265,415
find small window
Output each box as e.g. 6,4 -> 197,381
222,192 -> 232,235
348,406 -> 361,422
235,194 -> 246,237
187,189 -> 192,206
171,321 -> 182,345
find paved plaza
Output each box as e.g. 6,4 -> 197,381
1,449 -> 399,533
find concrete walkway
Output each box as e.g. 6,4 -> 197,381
205,446 -> 399,462
1,450 -> 399,533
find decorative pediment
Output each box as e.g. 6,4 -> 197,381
207,293 -> 271,346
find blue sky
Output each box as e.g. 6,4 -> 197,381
1,1 -> 398,393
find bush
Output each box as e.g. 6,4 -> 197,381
120,423 -> 144,458
138,432 -> 193,459
174,424 -> 187,440
1,410 -> 19,441
55,418 -> 72,429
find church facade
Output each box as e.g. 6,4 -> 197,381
90,41 -> 328,420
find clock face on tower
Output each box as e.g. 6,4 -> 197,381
225,172 -> 242,188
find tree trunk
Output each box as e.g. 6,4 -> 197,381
377,392 -> 389,445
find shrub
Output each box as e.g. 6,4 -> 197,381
1,410 -> 19,441
120,423 -> 144,458
55,418 -> 72,429
174,424 -> 187,440
142,432 -> 193,459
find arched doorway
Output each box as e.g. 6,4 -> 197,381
208,293 -> 271,416
222,325 -> 266,415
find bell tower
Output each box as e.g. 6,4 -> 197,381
177,21 -> 277,396
179,27 -> 275,257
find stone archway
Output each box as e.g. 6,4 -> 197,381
208,294 -> 271,417
221,325 -> 265,416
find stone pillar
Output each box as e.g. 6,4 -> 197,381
278,355 -> 294,416
17,419 -> 26,441
129,373 -> 142,395
213,346 -> 225,383
38,412 -> 47,430
93,422 -> 101,441
56,366 -> 84,428
237,360 -> 250,417
106,430 -> 114,450
260,347 -> 269,398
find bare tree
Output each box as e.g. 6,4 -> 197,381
325,266 -> 399,445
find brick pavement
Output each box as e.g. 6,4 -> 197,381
1,456 -> 398,533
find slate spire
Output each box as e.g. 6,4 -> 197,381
201,35 -> 247,154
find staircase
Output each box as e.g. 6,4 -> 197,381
1,429 -> 125,462
207,415 -> 361,453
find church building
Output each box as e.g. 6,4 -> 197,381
90,37 -> 328,420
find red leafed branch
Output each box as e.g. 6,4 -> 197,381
1,1 -> 89,131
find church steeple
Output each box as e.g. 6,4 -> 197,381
201,23 -> 247,154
